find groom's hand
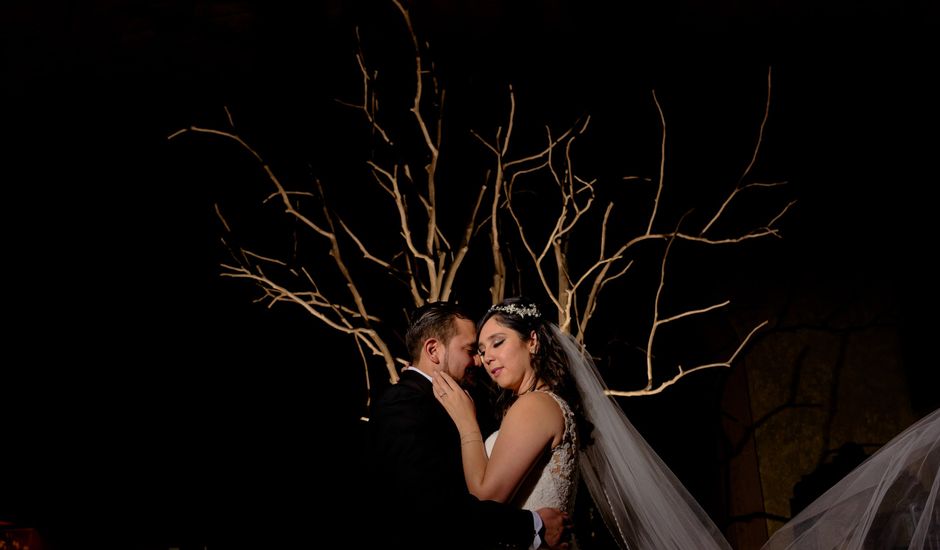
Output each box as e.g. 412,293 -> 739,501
535,507 -> 571,549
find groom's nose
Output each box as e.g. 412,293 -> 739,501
473,353 -> 482,367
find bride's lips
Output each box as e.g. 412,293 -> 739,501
490,367 -> 504,378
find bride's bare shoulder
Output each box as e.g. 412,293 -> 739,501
503,392 -> 565,432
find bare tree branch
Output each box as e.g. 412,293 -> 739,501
334,27 -> 393,146
739,66 -> 773,185
701,67 -> 785,237
606,320 -> 768,397
646,90 -> 667,235
494,77 -> 786,391
442,183 -> 487,300
174,0 -> 790,412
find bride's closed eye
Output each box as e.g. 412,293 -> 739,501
478,337 -> 506,356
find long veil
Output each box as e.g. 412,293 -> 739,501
761,407 -> 940,550
554,321 -> 939,549
552,325 -> 732,550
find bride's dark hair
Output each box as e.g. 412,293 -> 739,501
479,296 -> 593,448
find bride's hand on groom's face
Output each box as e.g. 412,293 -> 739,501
432,371 -> 477,430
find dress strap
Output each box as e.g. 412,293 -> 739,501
532,389 -> 573,417
531,390 -> 576,449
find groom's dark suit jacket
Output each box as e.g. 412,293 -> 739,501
368,369 -> 534,550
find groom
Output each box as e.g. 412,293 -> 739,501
368,302 -> 569,550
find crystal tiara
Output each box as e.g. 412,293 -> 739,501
488,303 -> 542,319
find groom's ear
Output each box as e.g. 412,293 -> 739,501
425,338 -> 441,364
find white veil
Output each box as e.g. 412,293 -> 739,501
761,407 -> 940,550
552,325 -> 733,550
551,321 -> 939,550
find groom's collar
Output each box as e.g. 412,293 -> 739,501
402,365 -> 433,383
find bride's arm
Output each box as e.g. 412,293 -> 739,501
474,394 -> 561,502
433,372 -> 562,503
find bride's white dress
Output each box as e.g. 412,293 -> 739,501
484,391 -> 579,512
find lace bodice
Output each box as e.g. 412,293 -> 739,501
484,391 -> 579,512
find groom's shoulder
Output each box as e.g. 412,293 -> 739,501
374,375 -> 426,409
369,380 -> 429,435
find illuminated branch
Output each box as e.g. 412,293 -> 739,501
494,69 -> 788,394
471,87 -> 516,303
442,183 -> 488,301
173,1 -> 791,409
221,262 -> 395,376
170,2 -> 496,405
170,125 -> 397,389
606,320 -> 768,397
701,66 -> 781,237
334,28 -> 393,146
646,90 -> 666,235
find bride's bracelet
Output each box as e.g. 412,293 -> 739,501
460,432 -> 483,446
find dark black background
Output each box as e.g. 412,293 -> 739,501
3,1 -> 938,547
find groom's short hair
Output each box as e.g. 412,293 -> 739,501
405,302 -> 473,364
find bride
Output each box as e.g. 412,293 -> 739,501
433,296 -> 732,549
433,297 -> 587,514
